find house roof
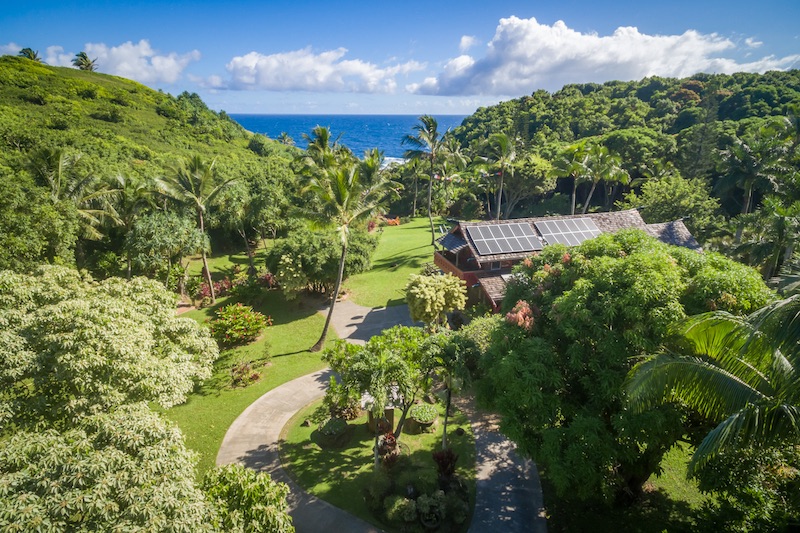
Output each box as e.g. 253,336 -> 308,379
445,209 -> 665,264
438,232 -> 469,253
644,220 -> 702,251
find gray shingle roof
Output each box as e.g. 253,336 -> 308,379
645,220 -> 702,251
437,232 -> 469,252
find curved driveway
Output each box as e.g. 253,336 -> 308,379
216,299 -> 546,532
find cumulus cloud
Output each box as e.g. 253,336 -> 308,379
45,46 -> 73,67
745,37 -> 763,48
409,16 -> 800,96
218,47 -> 424,93
0,42 -> 21,55
459,35 -> 478,53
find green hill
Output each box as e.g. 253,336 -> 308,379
0,55 -> 293,177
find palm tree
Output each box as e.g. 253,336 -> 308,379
26,147 -> 119,241
404,115 -> 445,245
18,48 -> 41,62
112,174 -> 156,278
627,296 -> 800,475
157,156 -> 237,303
72,51 -> 98,72
303,151 -> 397,352
734,197 -> 800,280
440,137 -> 468,211
581,145 -> 628,214
481,132 -> 516,221
548,143 -> 589,215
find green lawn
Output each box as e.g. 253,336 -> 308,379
281,399 -> 476,531
165,289 -> 331,476
345,217 -> 442,308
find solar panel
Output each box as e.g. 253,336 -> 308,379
465,223 -> 543,256
534,218 -> 602,246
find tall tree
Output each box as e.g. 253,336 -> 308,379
71,51 -> 97,71
481,132 -> 517,221
111,174 -> 155,278
302,150 -> 396,352
627,295 -> 800,475
548,142 -> 589,215
581,144 -> 628,214
17,48 -> 41,62
157,155 -> 236,303
404,115 -> 445,245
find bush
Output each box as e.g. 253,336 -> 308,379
409,403 -> 438,424
384,495 -> 417,523
208,303 -> 270,347
432,448 -> 459,478
445,491 -> 469,524
397,468 -> 438,497
323,377 -> 362,421
416,490 -> 446,523
318,417 -> 347,438
230,361 -> 260,388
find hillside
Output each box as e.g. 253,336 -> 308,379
0,55 -> 294,177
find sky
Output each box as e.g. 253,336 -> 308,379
2,0 -> 800,115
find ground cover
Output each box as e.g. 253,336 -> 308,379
281,399 -> 476,531
345,217 -> 444,308
165,289 -> 330,476
543,441 -> 713,531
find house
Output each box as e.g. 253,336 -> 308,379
434,209 -> 701,311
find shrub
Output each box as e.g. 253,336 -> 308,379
385,216 -> 401,226
323,377 -> 362,420
208,303 -> 270,347
409,403 -> 438,424
445,491 -> 469,524
384,495 -> 417,523
367,470 -> 392,502
432,448 -> 459,478
397,469 -> 438,497
416,490 -> 446,523
318,417 -> 347,438
230,361 -> 260,388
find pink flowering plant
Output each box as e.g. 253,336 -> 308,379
505,300 -> 535,332
208,303 -> 271,347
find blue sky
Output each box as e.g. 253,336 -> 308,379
3,0 -> 799,115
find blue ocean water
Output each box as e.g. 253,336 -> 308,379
229,114 -> 467,159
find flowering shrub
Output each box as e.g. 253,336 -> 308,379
208,303 -> 271,347
505,300 -> 535,331
385,216 -> 401,226
195,276 -> 234,303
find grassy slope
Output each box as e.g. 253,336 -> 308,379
165,289 -> 330,476
281,400 -> 476,530
345,217 -> 439,308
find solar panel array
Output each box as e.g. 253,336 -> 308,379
534,217 -> 602,246
465,223 -> 543,256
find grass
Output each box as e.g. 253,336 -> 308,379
543,441 -> 713,532
345,217 -> 443,308
165,289 -> 331,476
281,399 -> 476,531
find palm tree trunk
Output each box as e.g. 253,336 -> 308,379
126,251 -> 132,280
742,185 -> 753,215
571,179 -> 578,215
239,225 -> 256,276
582,181 -> 598,214
442,386 -> 451,450
311,241 -> 347,352
412,175 -> 419,216
495,171 -> 505,222
428,163 -> 435,246
199,211 -> 216,303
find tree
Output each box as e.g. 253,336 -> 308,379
405,273 -> 466,328
734,196 -> 800,280
111,174 -> 156,278
0,265 -> 218,425
580,144 -> 628,214
627,294 -> 800,477
480,132 -> 517,220
157,155 -> 237,303
301,151 -> 396,351
548,143 -> 589,215
404,115 -> 445,245
481,230 -> 774,504
17,47 -> 41,62
501,152 -> 554,219
72,51 -> 98,71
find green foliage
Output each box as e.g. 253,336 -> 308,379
481,231 -> 774,504
0,403 -> 212,532
409,402 -> 438,424
0,265 -> 219,425
318,417 -> 348,437
405,273 -> 467,325
202,464 -> 295,533
323,376 -> 362,420
416,490 -> 447,522
383,495 -> 418,523
208,303 -> 270,347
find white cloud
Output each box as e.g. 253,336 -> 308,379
45,46 -> 73,67
410,16 -> 800,96
745,37 -> 763,48
0,42 -> 21,55
219,47 -> 425,93
82,40 -> 200,83
459,35 -> 478,53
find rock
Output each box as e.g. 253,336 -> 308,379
455,427 -> 465,437
301,419 -> 311,427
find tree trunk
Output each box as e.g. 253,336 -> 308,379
239,225 -> 256,276
442,387 -> 451,450
428,160 -> 435,246
571,179 -> 578,215
199,210 -> 215,302
126,251 -> 132,280
411,175 -> 419,216
374,430 -> 381,471
495,171 -> 505,222
393,399 -> 414,441
310,241 -> 347,352
582,181 -> 598,214
742,184 -> 753,215
164,257 -> 172,288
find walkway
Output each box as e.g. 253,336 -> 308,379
216,299 -> 546,532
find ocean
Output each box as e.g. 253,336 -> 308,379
229,114 -> 468,160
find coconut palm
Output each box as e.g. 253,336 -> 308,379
302,151 -> 397,352
440,137 -> 468,210
627,295 -> 800,475
481,132 -> 517,221
548,143 -> 589,215
112,174 -> 156,278
581,144 -> 628,214
404,115 -> 445,245
734,196 -> 800,280
18,48 -> 41,62
72,51 -> 98,72
26,147 -> 119,241
157,156 -> 237,303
